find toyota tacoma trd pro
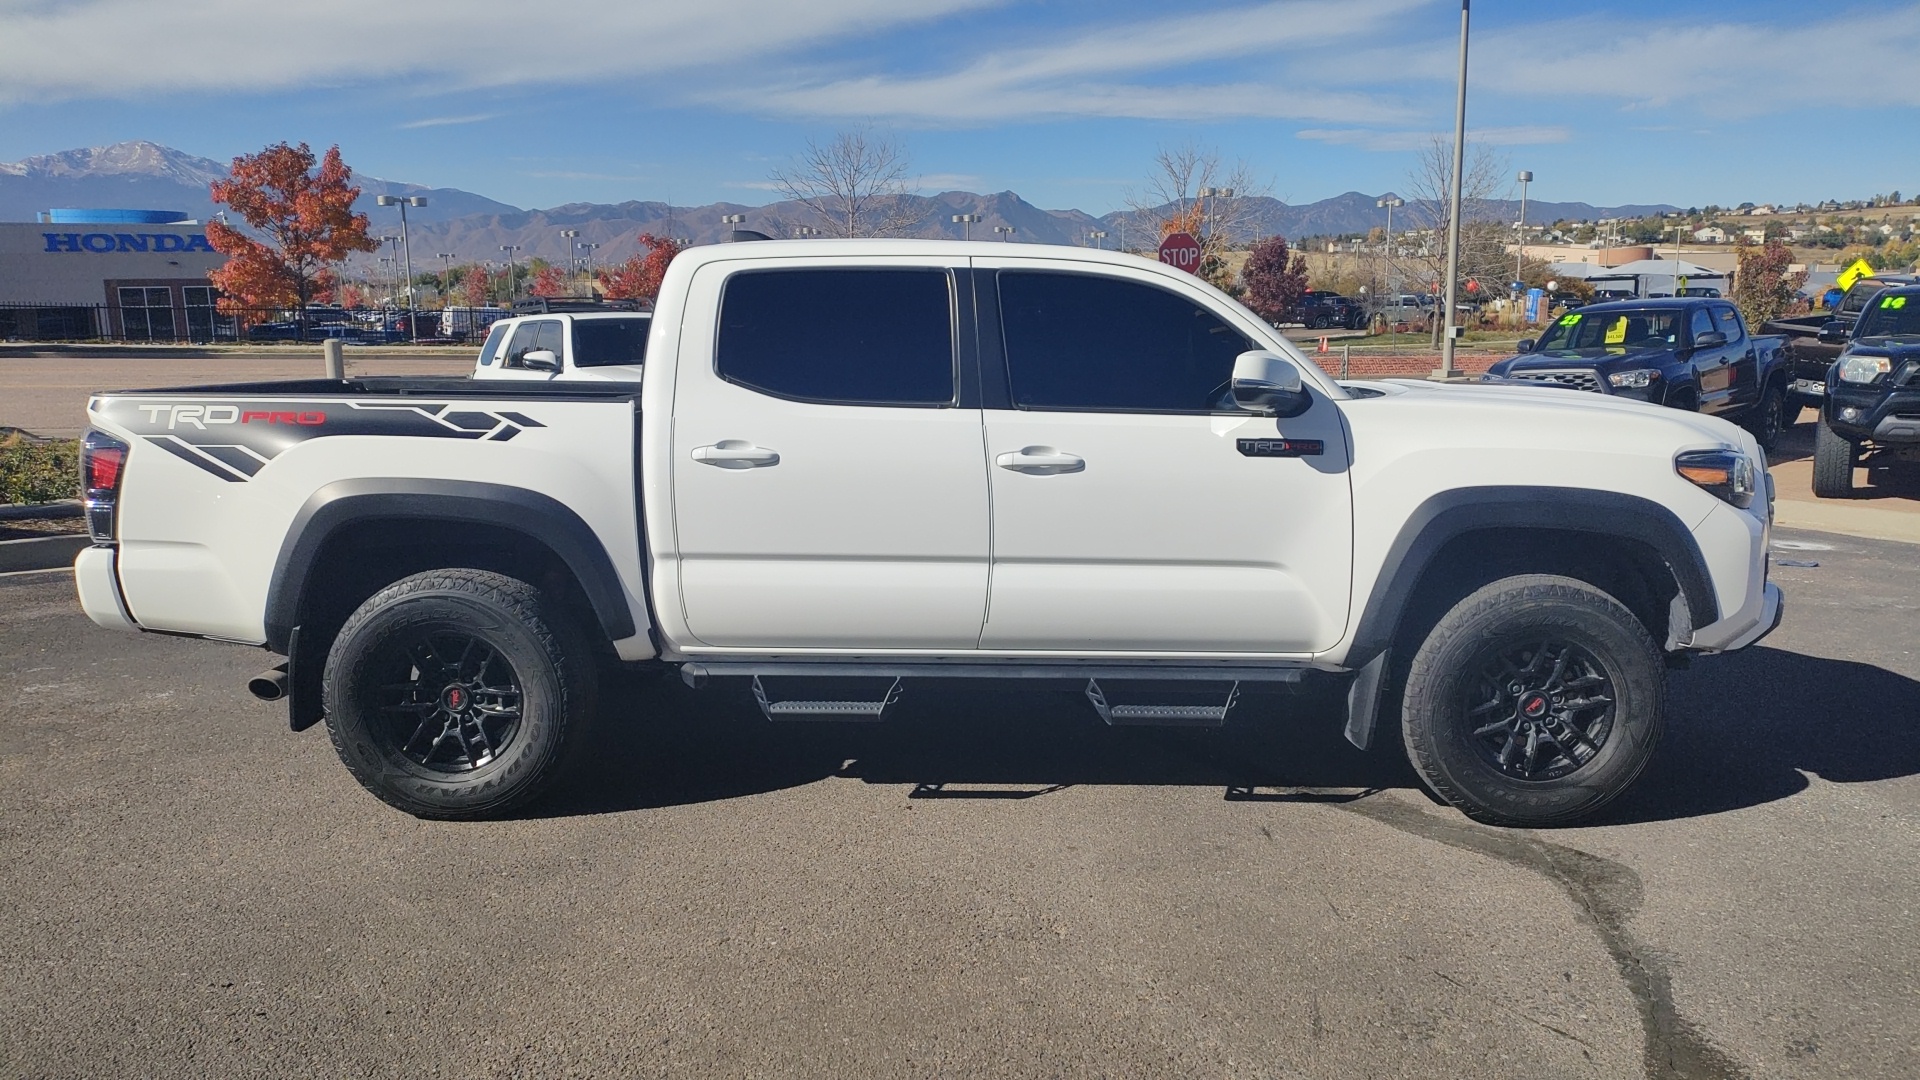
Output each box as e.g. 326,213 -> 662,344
74,241 -> 1783,827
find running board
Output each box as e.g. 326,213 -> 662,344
682,660 -> 1308,687
1085,679 -> 1239,727
752,676 -> 902,722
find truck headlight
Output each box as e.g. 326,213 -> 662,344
1837,355 -> 1891,384
1607,369 -> 1659,389
1676,449 -> 1756,509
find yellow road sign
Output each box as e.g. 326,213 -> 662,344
1837,258 -> 1875,292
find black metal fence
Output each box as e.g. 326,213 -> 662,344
0,302 -> 483,345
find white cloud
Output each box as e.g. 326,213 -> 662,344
398,114 -> 501,130
1297,126 -> 1570,152
0,0 -> 1005,103
912,173 -> 985,191
709,0 -> 1428,125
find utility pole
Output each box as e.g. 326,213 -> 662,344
1433,0 -> 1471,381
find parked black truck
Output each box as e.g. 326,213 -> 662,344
1813,284 -> 1920,497
1483,298 -> 1790,450
1763,274 -> 1920,411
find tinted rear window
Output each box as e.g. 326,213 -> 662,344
572,318 -> 651,368
717,269 -> 954,406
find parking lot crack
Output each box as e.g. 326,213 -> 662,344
1337,794 -> 1750,1080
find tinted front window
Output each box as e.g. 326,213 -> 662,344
718,269 -> 954,405
572,317 -> 651,367
1713,305 -> 1746,343
1536,308 -> 1682,351
998,271 -> 1251,412
504,320 -> 544,366
1689,308 -> 1716,341
533,320 -> 565,357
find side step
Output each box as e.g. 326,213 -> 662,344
752,676 -> 902,722
1085,679 -> 1239,727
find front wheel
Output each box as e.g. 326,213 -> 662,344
1400,575 -> 1665,827
322,569 -> 598,819
1811,421 -> 1858,498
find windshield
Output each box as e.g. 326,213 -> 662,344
1854,293 -> 1920,340
1534,309 -> 1682,352
571,317 -> 651,368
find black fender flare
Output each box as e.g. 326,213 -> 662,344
263,478 -> 638,654
1340,486 -> 1718,750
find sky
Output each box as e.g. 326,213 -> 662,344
1,0 -> 1916,215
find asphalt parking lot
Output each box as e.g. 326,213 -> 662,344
1,526 -> 1915,1079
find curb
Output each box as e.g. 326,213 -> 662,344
0,534 -> 88,573
1772,500 -> 1920,546
0,500 -> 82,522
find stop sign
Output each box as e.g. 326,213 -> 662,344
1158,232 -> 1202,274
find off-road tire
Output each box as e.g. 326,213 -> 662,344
322,569 -> 598,820
1743,382 -> 1785,453
1401,575 -> 1665,827
1811,421 -> 1858,498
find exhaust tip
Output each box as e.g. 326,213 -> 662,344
248,664 -> 289,702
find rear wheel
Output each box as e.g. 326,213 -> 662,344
1812,421 -> 1858,498
1401,575 -> 1665,827
1743,382 -> 1786,453
322,569 -> 598,819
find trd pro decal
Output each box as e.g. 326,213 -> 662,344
88,398 -> 545,482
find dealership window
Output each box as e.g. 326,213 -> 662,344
183,286 -> 225,342
119,286 -> 176,341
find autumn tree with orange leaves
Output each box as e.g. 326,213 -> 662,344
207,142 -> 377,320
597,233 -> 684,301
461,265 -> 494,307
529,263 -> 569,297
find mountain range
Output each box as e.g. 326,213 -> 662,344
3,141 -> 1679,268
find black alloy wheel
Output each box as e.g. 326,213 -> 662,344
374,630 -> 524,773
323,568 -> 597,819
1744,383 -> 1785,452
1462,638 -> 1615,782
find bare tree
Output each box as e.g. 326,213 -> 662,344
1397,136 -> 1515,344
1125,142 -> 1269,289
769,129 -> 921,238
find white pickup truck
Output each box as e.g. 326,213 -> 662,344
74,240 -> 1781,827
469,299 -> 650,381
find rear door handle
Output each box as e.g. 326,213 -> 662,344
995,446 -> 1085,475
692,441 -> 780,469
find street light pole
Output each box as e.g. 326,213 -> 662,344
1089,230 -> 1108,249
436,253 -> 455,309
1434,0 -> 1472,381
499,245 -> 521,303
376,195 -> 427,340
993,225 -> 1016,242
1514,170 -> 1532,293
1378,196 -> 1403,347
559,229 -> 580,283
951,213 -> 980,240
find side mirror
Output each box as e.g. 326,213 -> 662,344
1231,351 -> 1312,417
521,349 -> 561,372
1515,338 -> 1535,353
1693,330 -> 1728,349
1817,321 -> 1849,344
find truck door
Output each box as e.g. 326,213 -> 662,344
1714,303 -> 1759,410
973,261 -> 1354,654
669,259 -> 990,649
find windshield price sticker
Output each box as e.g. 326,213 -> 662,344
1558,313 -> 1582,326
1881,295 -> 1909,309
1604,317 -> 1629,344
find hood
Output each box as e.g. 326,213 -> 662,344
1488,345 -> 1672,374
1352,376 -> 1754,449
1845,337 -> 1920,360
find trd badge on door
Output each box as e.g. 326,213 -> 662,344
1237,438 -> 1324,457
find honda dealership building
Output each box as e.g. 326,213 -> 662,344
0,209 -> 227,340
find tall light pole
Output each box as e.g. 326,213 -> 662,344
499,245 -> 521,303
375,195 -> 426,339
720,214 -> 746,239
1434,0 -> 1472,381
1089,230 -> 1108,249
559,228 -> 580,277
993,225 -> 1016,242
436,253 -> 456,308
1198,187 -> 1234,245
951,213 -> 980,240
1379,195 -> 1404,345
578,242 -> 599,284
792,226 -> 821,238
1514,169 -> 1532,293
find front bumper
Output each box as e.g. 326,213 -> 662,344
1825,383 -> 1920,443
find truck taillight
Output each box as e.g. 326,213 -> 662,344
80,429 -> 129,543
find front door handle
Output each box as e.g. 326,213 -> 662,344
692,440 -> 780,469
995,446 -> 1085,475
